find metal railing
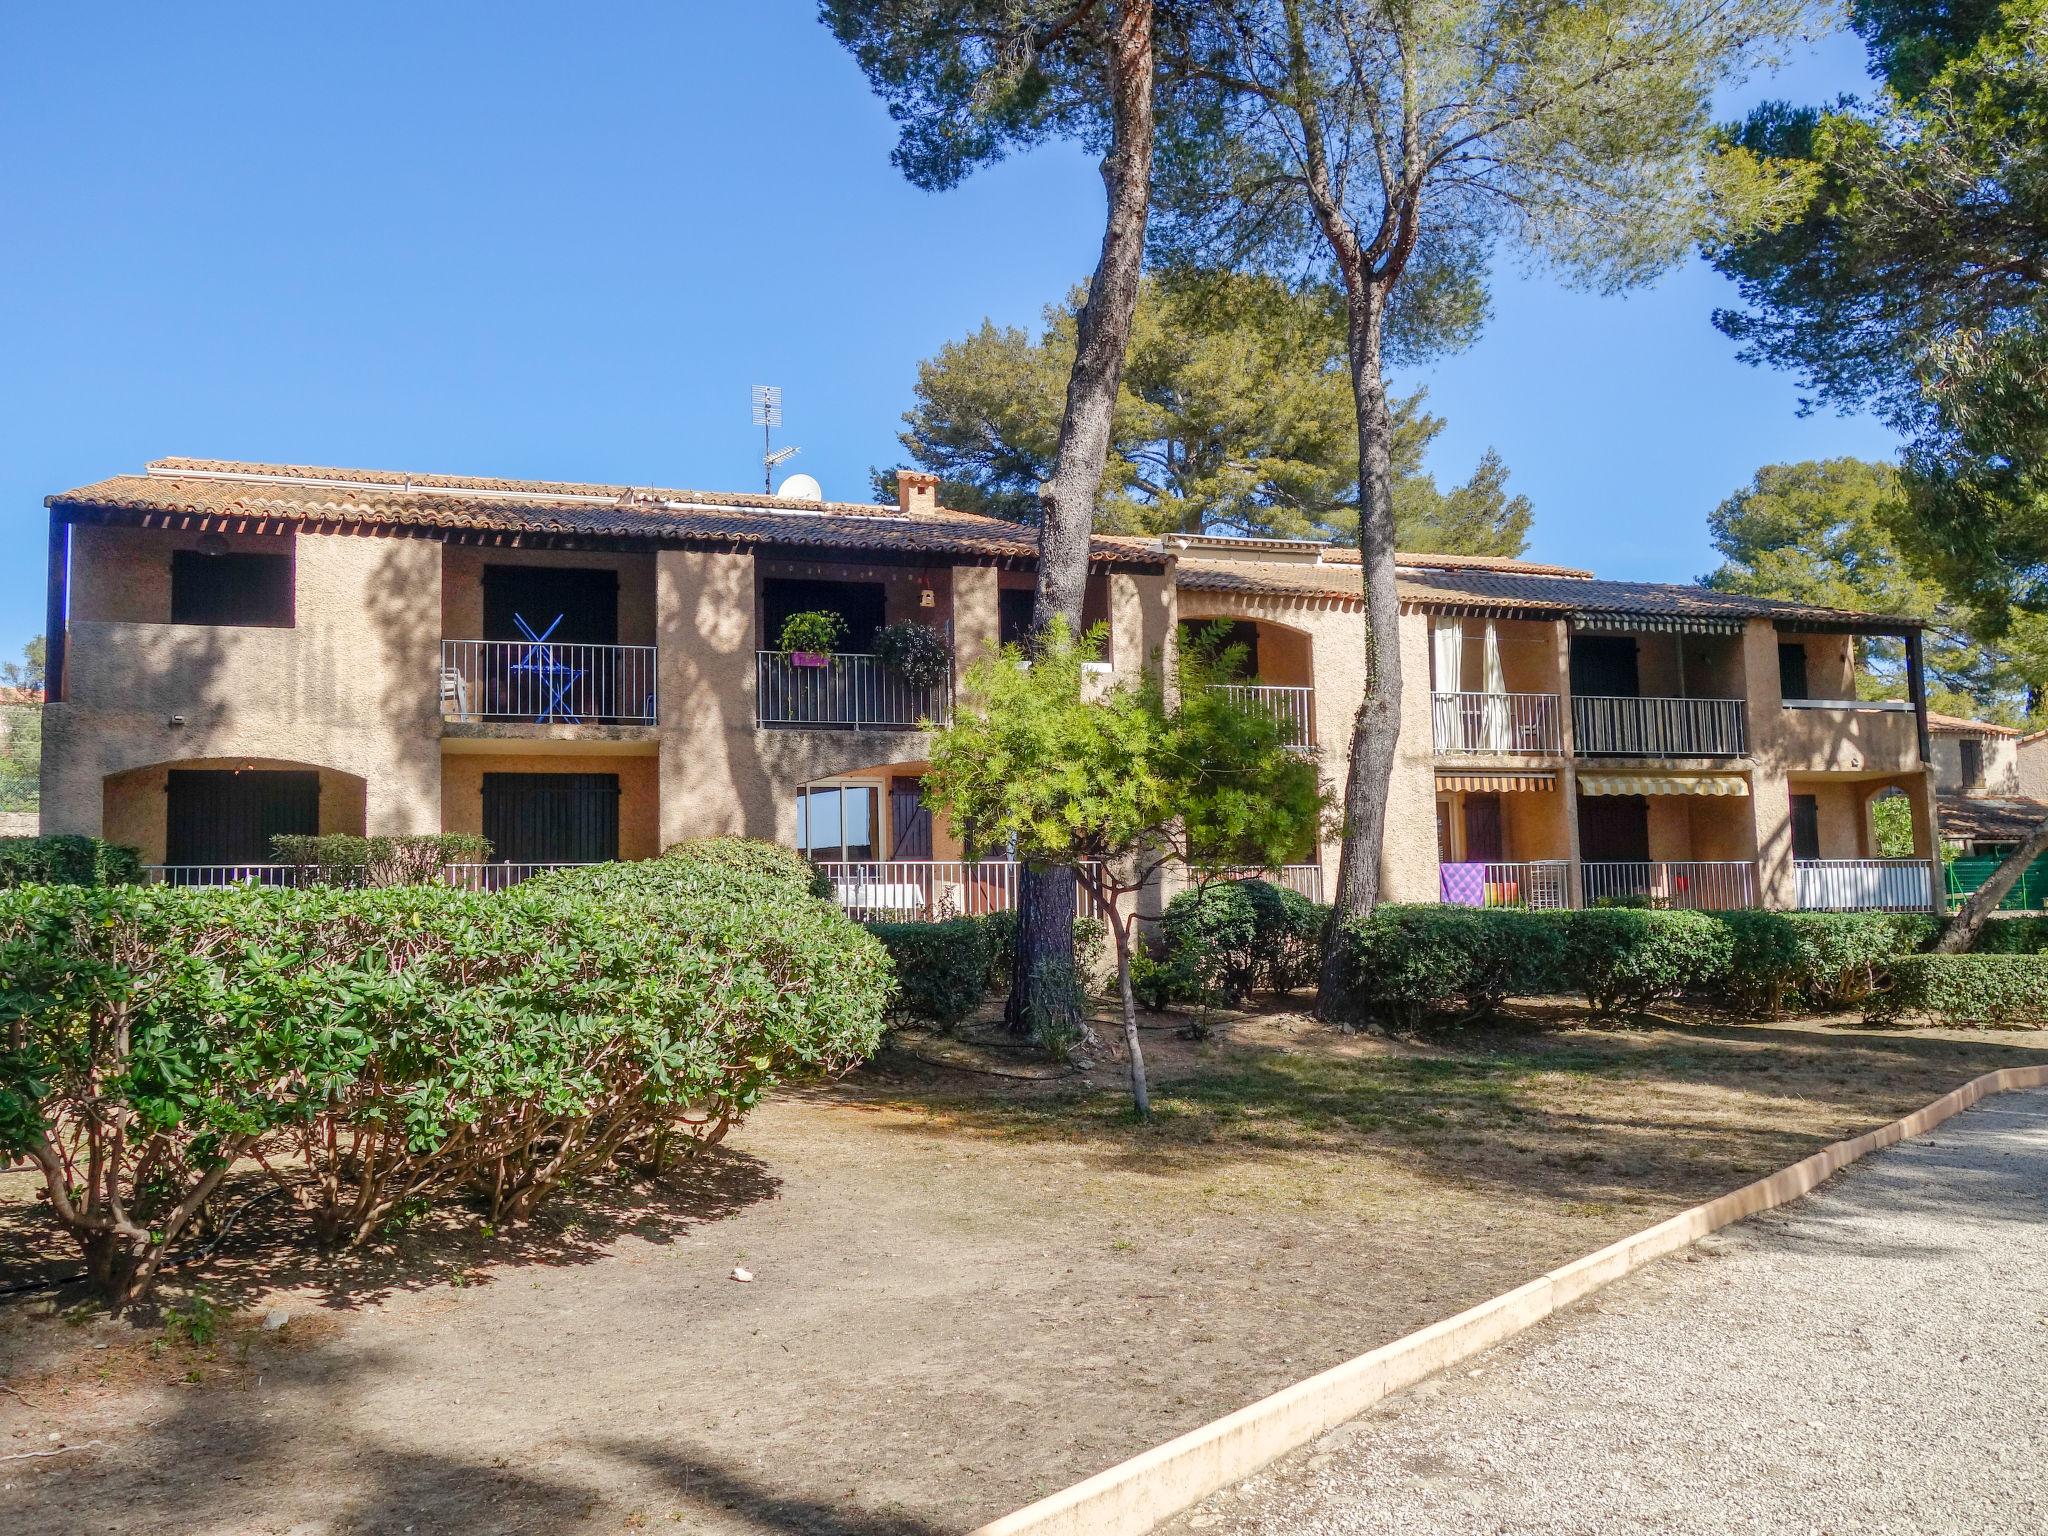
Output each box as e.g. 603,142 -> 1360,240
1202,864 -> 1326,902
1208,684 -> 1315,748
1431,692 -> 1563,755
811,859 -> 1104,921
1795,859 -> 1937,912
1582,860 -> 1756,911
1438,859 -> 1571,909
1572,695 -> 1747,758
142,862 -> 590,890
756,651 -> 952,731
441,640 -> 657,724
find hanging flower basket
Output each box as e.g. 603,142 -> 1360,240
791,651 -> 830,669
778,611 -> 846,669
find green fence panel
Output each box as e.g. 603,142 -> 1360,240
1946,854 -> 2048,912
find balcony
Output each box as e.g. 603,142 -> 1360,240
141,862 -> 591,889
1439,859 -> 1571,909
1582,859 -> 1755,910
1432,692 -> 1563,755
1209,684 -> 1315,749
756,651 -> 951,731
441,640 -> 657,725
1795,859 -> 1937,912
813,858 -> 1104,920
1572,695 -> 1746,758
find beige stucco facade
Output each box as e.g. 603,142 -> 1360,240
40,466 -> 1941,913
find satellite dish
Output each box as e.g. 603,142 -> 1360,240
775,472 -> 824,502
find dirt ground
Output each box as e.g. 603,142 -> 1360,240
5,1002 -> 2046,1536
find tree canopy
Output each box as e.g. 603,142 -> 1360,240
1709,0 -> 2048,635
879,275 -> 1532,553
1699,458 -> 2048,719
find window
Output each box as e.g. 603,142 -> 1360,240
1777,643 -> 1809,701
170,550 -> 294,628
1790,793 -> 1821,861
1960,737 -> 1985,787
794,782 -> 879,862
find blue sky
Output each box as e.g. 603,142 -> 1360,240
0,4 -> 1887,667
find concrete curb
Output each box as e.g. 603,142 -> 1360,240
967,1064 -> 2048,1536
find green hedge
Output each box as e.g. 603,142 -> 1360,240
1157,879 -> 1327,1006
0,850 -> 889,1309
661,835 -> 832,899
1959,915 -> 2048,954
270,832 -> 490,884
1868,954 -> 2048,1027
0,834 -> 140,888
867,918 -> 991,1030
1340,905 -> 1568,1027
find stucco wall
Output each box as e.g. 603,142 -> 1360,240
1930,731 -> 2020,794
45,526 -> 444,848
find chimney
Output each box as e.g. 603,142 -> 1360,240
896,469 -> 939,516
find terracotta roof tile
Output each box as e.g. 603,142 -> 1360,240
48,461 -> 1167,569
1926,711 -> 2022,736
1939,793 -> 2048,841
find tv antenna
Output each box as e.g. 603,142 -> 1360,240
751,384 -> 800,493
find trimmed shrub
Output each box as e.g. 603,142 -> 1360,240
1714,910 -> 1805,1015
1868,954 -> 2048,1027
0,834 -> 140,888
1158,879 -> 1327,1005
1958,915 -> 2048,954
1561,907 -> 1734,1017
868,918 -> 991,1030
1162,882 -> 1261,1004
1784,912 -> 1924,1011
978,909 -> 1110,995
270,832 -> 490,885
0,859 -> 889,1309
1339,904 -> 1569,1028
660,836 -> 831,900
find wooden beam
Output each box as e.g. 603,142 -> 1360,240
1906,626 -> 1932,767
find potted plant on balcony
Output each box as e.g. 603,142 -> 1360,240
779,611 -> 845,668
873,620 -> 952,691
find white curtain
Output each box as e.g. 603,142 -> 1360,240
1481,619 -> 1511,750
1433,619 -> 1467,749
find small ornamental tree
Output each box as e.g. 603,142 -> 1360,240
924,620 -> 1325,1112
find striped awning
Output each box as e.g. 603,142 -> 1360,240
1436,771 -> 1557,793
1573,612 -> 1747,637
1578,772 -> 1750,797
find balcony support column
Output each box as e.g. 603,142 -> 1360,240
1743,619 -> 1795,910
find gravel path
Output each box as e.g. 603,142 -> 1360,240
1167,1087 -> 2048,1536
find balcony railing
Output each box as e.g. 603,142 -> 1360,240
1582,860 -> 1755,911
1439,859 -> 1571,909
441,640 -> 657,725
1208,684 -> 1315,749
1432,692 -> 1563,755
1796,859 -> 1937,912
757,652 -> 951,731
1572,695 -> 1747,758
142,863 -> 592,889
812,859 -> 1104,921
1203,864 -> 1326,902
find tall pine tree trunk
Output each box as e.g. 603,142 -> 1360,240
1317,282 -> 1405,1020
1006,0 -> 1156,1039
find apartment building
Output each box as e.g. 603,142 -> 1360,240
38,458 -> 1942,915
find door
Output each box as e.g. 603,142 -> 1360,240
889,776 -> 933,860
1778,643 -> 1810,702
165,769 -> 320,867
481,773 -> 620,866
1569,635 -> 1640,697
1790,793 -> 1821,862
482,565 -> 622,718
1577,794 -> 1651,862
1462,794 -> 1505,862
762,578 -> 888,652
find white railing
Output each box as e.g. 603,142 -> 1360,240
1795,859 -> 1937,912
1203,864 -> 1326,902
1431,692 -> 1563,755
141,862 -> 589,890
756,652 -> 952,731
1582,860 -> 1756,911
1572,695 -> 1747,757
1209,684 -> 1315,749
441,640 -> 657,724
1438,859 -> 1571,909
812,859 -> 1104,921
